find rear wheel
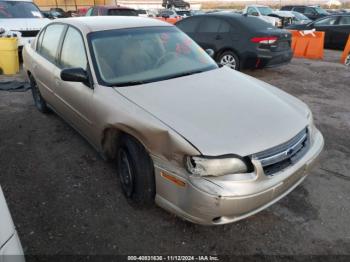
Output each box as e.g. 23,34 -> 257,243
30,75 -> 49,113
117,135 -> 155,206
218,51 -> 240,70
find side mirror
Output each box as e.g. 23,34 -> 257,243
61,68 -> 89,84
162,14 -> 170,19
205,49 -> 215,58
251,12 -> 259,16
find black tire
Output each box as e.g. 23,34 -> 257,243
217,51 -> 240,70
30,75 -> 49,113
117,135 -> 155,206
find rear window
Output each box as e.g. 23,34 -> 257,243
107,9 -> 138,16
0,1 -> 43,18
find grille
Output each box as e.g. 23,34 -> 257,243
252,128 -> 309,176
19,30 -> 40,37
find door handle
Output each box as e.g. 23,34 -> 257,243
215,35 -> 223,40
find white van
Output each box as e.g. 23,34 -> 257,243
0,0 -> 49,48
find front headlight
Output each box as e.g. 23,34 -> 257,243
185,155 -> 253,177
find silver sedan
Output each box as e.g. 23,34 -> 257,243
23,16 -> 324,225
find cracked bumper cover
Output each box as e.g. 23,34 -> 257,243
153,128 -> 324,225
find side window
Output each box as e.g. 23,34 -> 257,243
39,24 -> 65,63
219,20 -> 231,33
85,8 -> 93,16
92,7 -> 98,16
59,27 -> 87,69
339,16 -> 350,25
247,7 -> 256,15
176,17 -> 200,33
198,18 -> 221,33
305,7 -> 316,15
314,16 -> 337,26
294,7 -> 305,13
36,28 -> 45,51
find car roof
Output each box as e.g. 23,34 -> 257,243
247,5 -> 269,7
52,16 -> 171,34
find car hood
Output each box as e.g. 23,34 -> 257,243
0,18 -> 50,32
0,186 -> 15,248
116,67 -> 309,156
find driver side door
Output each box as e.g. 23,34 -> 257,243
52,26 -> 95,141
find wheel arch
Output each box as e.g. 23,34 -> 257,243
100,125 -> 151,161
215,47 -> 240,62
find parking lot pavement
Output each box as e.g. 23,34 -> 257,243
0,50 -> 349,256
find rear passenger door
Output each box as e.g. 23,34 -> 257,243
33,23 -> 66,106
195,17 -> 232,53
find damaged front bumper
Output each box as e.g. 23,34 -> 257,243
153,128 -> 324,225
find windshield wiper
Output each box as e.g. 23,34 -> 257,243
111,80 -> 150,87
110,68 -> 212,87
158,69 -> 207,81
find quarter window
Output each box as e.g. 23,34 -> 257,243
39,24 -> 65,63
60,27 -> 87,69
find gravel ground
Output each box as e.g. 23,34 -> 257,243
0,50 -> 349,257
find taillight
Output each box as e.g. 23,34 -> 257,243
251,36 -> 278,44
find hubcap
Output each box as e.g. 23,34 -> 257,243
118,149 -> 134,197
345,55 -> 350,67
220,54 -> 237,70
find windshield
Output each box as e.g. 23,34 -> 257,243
257,7 -> 273,16
314,7 -> 329,15
292,11 -> 309,20
89,27 -> 217,86
0,1 -> 43,18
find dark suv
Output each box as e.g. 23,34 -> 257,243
85,5 -> 138,16
176,13 -> 292,70
280,5 -> 329,20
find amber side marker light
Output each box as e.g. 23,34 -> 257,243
160,171 -> 186,187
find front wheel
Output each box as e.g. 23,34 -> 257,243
117,135 -> 155,206
218,51 -> 240,70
